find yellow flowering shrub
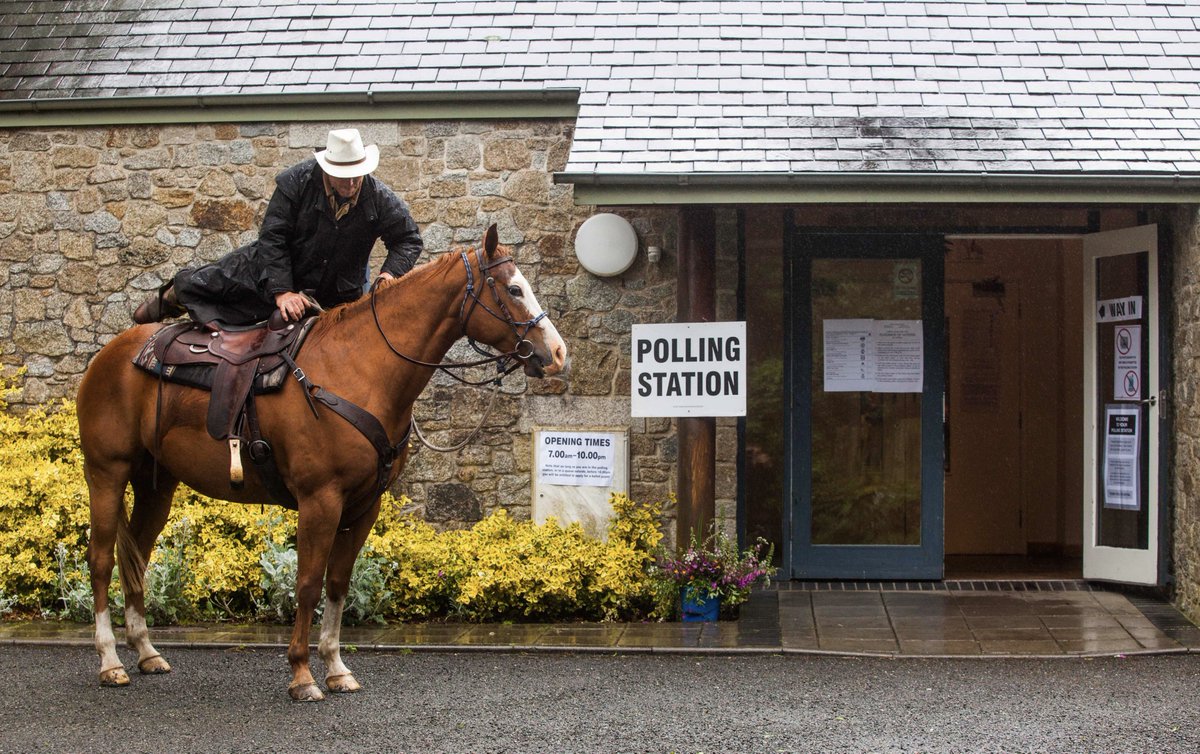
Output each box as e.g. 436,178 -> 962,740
366,493 -> 664,622
0,390 -> 669,623
0,370 -> 92,604
589,492 -> 664,619
366,509 -> 461,620
162,492 -> 296,614
0,379 -> 298,616
454,510 -> 596,619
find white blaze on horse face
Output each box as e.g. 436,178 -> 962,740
510,269 -> 566,374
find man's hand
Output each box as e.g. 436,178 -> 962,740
369,271 -> 396,293
274,291 -> 309,322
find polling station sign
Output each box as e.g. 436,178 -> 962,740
631,321 -> 746,417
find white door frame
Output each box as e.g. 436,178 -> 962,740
1081,224 -> 1161,585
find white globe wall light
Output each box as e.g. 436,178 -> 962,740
574,213 -> 638,277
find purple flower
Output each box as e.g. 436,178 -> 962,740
653,532 -> 777,607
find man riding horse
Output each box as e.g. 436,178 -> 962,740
82,221 -> 568,700
133,128 -> 423,326
87,128 -> 568,701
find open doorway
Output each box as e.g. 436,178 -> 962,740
943,237 -> 1084,579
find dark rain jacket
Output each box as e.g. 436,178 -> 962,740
175,159 -> 423,325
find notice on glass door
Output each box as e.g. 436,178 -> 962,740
1103,404 -> 1141,511
874,320 -> 924,392
823,319 -> 875,391
824,319 -> 923,393
1113,324 -> 1142,401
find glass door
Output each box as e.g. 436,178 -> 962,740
788,234 -> 945,579
1082,225 -> 1162,585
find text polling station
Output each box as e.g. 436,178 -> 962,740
630,321 -> 747,417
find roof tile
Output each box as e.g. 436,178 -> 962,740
1,0 -> 1197,177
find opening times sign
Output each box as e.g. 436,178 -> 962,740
537,431 -> 617,487
631,321 -> 747,417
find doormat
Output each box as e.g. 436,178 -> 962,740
779,580 -> 1095,592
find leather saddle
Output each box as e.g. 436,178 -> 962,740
133,312 -> 319,497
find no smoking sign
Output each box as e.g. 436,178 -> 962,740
1113,325 -> 1141,401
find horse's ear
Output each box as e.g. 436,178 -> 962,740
484,224 -> 499,260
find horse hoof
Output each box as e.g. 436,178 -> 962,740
138,654 -> 172,675
99,667 -> 130,687
326,673 -> 361,693
288,682 -> 325,702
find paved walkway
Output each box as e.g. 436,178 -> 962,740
5,582 -> 1198,658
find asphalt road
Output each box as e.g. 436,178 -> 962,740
0,646 -> 1197,753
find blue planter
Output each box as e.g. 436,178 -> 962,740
680,587 -> 720,622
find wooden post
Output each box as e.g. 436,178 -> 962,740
676,206 -> 716,548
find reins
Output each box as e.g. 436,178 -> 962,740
369,245 -> 547,451
369,247 -> 544,387
410,378 -> 502,453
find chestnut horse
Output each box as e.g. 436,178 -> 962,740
76,226 -> 567,701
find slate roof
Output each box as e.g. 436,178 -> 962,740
2,0 -> 1199,178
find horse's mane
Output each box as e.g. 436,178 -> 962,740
305,251 -> 463,345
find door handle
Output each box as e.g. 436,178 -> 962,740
1140,394 -> 1157,407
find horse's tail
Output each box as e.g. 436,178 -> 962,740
115,503 -> 146,597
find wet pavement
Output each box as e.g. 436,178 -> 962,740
4,581 -> 1198,658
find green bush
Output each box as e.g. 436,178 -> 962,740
254,533 -> 299,623
0,387 -> 667,624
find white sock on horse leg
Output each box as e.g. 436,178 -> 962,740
124,606 -> 160,663
95,608 -> 123,673
318,596 -> 350,679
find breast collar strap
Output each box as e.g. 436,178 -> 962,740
280,351 -> 409,500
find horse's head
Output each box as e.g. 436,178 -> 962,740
460,225 -> 568,379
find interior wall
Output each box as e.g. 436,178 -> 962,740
944,238 -> 1082,555
742,207 -> 787,556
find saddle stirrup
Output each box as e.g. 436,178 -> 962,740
229,437 -> 244,489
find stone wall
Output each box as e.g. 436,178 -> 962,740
0,120 -> 730,535
1171,205 -> 1200,624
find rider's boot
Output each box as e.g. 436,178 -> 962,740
132,282 -> 185,324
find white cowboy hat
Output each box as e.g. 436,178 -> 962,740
314,128 -> 379,178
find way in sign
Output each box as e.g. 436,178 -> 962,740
1097,296 -> 1143,322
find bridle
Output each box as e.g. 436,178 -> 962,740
368,245 -> 550,453
458,246 -> 548,365
370,245 -> 548,387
